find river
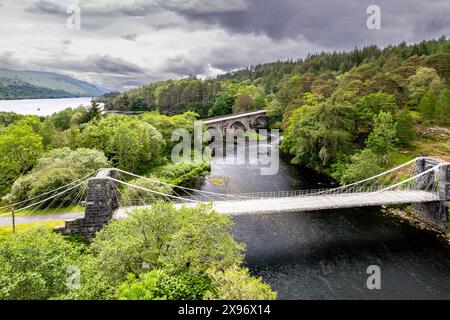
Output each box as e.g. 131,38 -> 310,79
0,97 -> 96,116
197,137 -> 450,299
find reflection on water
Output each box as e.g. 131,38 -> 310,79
198,139 -> 450,299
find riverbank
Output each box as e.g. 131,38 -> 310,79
381,206 -> 450,246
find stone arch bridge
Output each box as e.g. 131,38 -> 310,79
203,110 -> 268,136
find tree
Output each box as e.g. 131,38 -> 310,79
281,101 -> 353,169
266,98 -> 284,127
0,229 -> 81,300
395,109 -> 416,146
418,89 -> 437,122
85,100 -> 101,121
233,94 -> 254,113
435,88 -> 450,125
0,123 -> 44,196
408,67 -> 442,104
51,108 -> 74,130
337,149 -> 383,184
208,91 -> 234,117
88,202 -> 244,286
117,270 -> 211,300
6,147 -> 110,204
354,92 -> 397,131
204,267 -> 277,300
77,115 -> 164,171
366,112 -> 397,156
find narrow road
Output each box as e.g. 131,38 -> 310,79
0,211 -> 84,226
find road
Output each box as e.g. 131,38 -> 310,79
0,211 -> 84,226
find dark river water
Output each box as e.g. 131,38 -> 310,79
197,139 -> 450,299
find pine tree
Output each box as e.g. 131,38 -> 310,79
418,89 -> 437,123
86,99 -> 101,122
366,112 -> 397,157
436,88 -> 450,125
395,109 -> 416,146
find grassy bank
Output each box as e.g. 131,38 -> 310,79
0,220 -> 64,241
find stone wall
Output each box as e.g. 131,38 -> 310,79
412,158 -> 450,229
54,169 -> 119,239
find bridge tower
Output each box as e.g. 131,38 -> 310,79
54,169 -> 119,239
412,158 -> 450,228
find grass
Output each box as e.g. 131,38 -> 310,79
0,205 -> 83,217
0,220 -> 64,241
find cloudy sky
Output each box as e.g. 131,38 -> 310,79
0,0 -> 449,91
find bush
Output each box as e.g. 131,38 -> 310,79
204,267 -> 277,300
117,270 -> 211,300
77,115 -> 164,171
0,229 -> 82,300
6,148 -> 110,206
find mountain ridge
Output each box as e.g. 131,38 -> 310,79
0,69 -> 109,100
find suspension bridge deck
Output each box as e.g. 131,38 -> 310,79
114,190 -> 439,218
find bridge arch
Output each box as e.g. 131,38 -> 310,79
228,120 -> 247,133
251,115 -> 269,129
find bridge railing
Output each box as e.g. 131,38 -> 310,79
165,185 -> 431,204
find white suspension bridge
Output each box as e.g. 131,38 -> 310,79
1,157 -> 448,237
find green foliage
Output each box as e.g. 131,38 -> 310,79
85,100 -> 101,122
89,202 -> 244,284
0,229 -> 81,300
0,112 -> 24,127
395,109 -> 416,146
436,88 -> 450,125
76,114 -> 164,171
281,100 -> 353,169
117,270 -> 211,300
418,89 -> 438,122
204,267 -> 277,300
354,92 -> 397,130
6,148 -> 109,205
139,111 -> 197,154
408,67 -> 442,104
0,123 -> 44,196
1,201 -> 274,300
208,91 -> 234,117
366,112 -> 398,156
51,108 -> 75,130
334,149 -> 383,184
120,177 -> 173,205
149,161 -> 210,185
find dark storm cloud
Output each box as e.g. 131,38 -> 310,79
168,0 -> 450,48
25,0 -> 66,15
75,55 -> 145,75
162,55 -> 209,76
121,33 -> 138,41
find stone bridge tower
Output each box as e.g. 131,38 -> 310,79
412,158 -> 450,228
54,169 -> 119,239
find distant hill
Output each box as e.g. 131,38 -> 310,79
0,69 -> 109,100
